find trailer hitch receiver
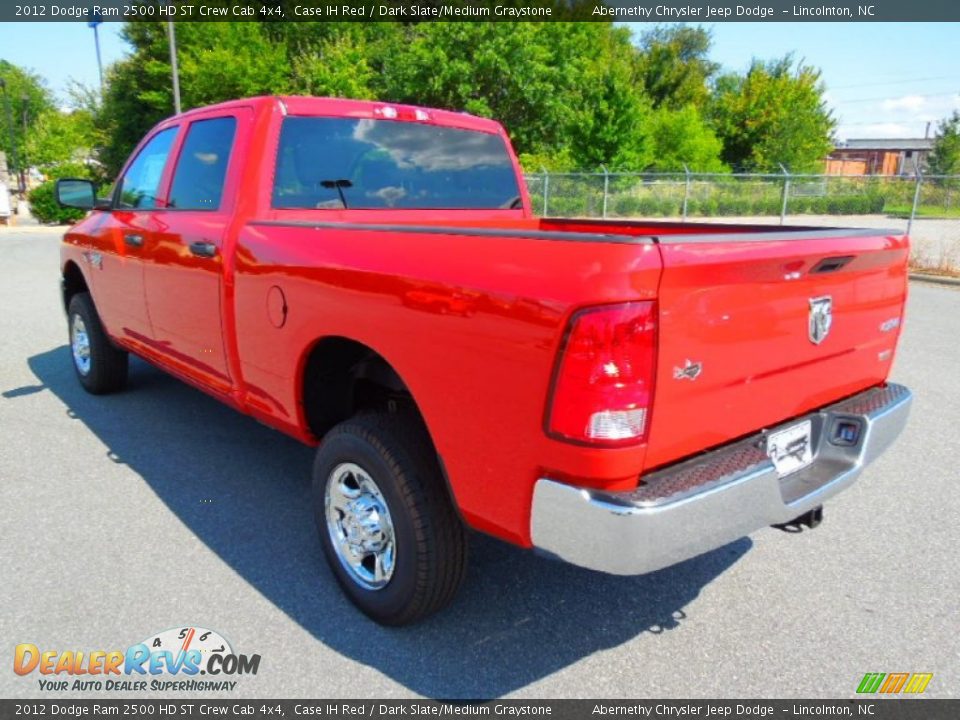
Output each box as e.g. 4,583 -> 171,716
772,506 -> 823,533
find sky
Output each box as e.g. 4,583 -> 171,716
1,20 -> 958,141
629,22 -> 960,141
1,22 -> 129,99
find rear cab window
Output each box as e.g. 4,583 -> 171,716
272,117 -> 521,210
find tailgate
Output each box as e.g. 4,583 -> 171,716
645,228 -> 909,469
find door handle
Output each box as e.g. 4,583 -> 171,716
189,241 -> 218,258
124,233 -> 144,248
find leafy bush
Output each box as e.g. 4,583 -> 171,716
612,196 -> 643,216
717,197 -> 751,215
547,195 -> 593,217
28,180 -> 86,225
696,198 -> 719,216
755,198 -> 782,215
636,197 -> 663,216
683,193 -> 884,217
534,179 -> 893,219
819,194 -> 888,215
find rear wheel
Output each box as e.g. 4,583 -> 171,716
68,292 -> 128,395
313,412 -> 467,625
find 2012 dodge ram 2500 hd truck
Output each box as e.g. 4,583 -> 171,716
57,96 -> 912,625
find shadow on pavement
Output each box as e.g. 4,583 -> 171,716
18,345 -> 751,698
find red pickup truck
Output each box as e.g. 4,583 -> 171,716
57,96 -> 912,625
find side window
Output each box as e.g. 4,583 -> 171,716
116,127 -> 177,210
168,117 -> 237,211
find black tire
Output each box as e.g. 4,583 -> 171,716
313,412 -> 468,626
67,292 -> 129,395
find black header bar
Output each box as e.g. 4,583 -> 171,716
1,700 -> 959,719
3,1 -> 960,23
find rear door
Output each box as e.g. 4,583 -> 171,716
646,229 -> 909,469
142,112 -> 246,395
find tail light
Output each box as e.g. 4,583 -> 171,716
546,301 -> 657,447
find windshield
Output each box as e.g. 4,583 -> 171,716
272,117 -> 521,210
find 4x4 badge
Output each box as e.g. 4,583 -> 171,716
83,251 -> 103,270
809,296 -> 833,345
673,359 -> 702,381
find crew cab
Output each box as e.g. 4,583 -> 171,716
57,96 -> 912,625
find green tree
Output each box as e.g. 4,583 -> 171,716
290,31 -> 377,99
634,25 -> 717,110
562,25 -> 654,170
380,22 -> 652,170
379,23 -> 579,158
927,111 -> 960,175
92,20 -> 838,179
29,180 -> 86,224
24,107 -> 97,178
710,56 -> 835,172
97,22 -> 289,176
0,60 -> 55,176
174,23 -> 290,105
647,105 -> 727,172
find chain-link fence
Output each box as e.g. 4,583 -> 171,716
524,170 -> 960,275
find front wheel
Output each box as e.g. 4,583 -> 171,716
68,292 -> 128,395
313,412 -> 467,625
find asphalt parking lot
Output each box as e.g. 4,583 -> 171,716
1,227 -> 957,700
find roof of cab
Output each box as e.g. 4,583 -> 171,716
167,95 -> 505,135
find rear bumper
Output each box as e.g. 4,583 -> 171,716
530,383 -> 912,575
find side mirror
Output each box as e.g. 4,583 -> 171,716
55,178 -> 100,210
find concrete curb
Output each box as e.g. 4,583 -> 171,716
909,272 -> 960,288
0,224 -> 63,234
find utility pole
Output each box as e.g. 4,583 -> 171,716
907,157 -> 923,237
88,14 -> 105,96
778,163 -> 791,225
166,20 -> 182,114
20,93 -> 29,192
0,78 -> 22,194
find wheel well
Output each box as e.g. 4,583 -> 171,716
62,261 -> 88,312
302,337 -> 418,440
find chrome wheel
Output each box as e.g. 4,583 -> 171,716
324,462 -> 396,591
71,314 -> 91,376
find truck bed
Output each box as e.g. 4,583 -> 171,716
238,213 -> 908,542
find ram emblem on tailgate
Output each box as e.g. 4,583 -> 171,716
808,296 -> 833,345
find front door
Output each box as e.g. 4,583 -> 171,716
89,127 -> 178,345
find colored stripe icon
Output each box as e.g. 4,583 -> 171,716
857,672 -> 933,694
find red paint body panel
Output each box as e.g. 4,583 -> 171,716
60,96 -> 909,547
648,232 -> 908,468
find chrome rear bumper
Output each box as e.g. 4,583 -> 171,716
530,383 -> 912,575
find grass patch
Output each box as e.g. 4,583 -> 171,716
885,205 -> 960,219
